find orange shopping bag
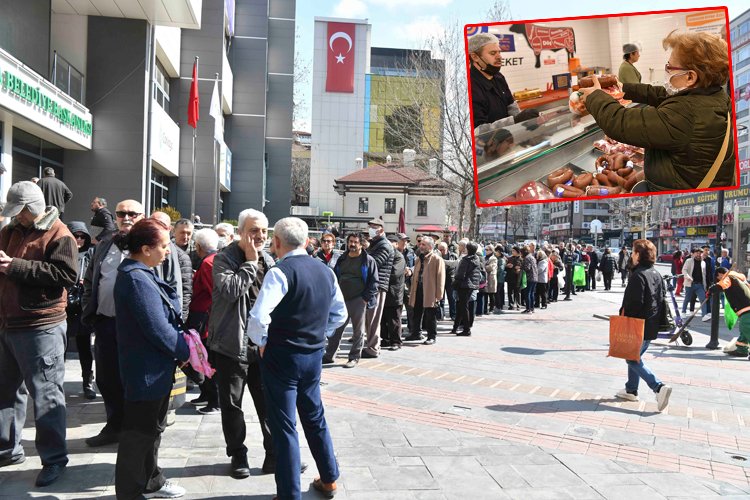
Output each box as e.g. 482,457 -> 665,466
608,315 -> 645,362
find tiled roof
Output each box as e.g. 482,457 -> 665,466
335,163 -> 446,187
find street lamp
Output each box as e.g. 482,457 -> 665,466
504,207 -> 509,242
475,208 -> 483,241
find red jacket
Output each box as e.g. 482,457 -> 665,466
190,252 -> 216,314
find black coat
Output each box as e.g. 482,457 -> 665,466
469,64 -> 515,127
90,207 -> 116,239
385,250 -> 406,307
367,235 -> 395,292
621,264 -> 664,340
600,254 -> 617,274
36,176 -> 72,213
454,254 -> 483,290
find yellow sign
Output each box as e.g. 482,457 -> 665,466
671,187 -> 749,208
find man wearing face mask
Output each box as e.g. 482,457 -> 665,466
578,30 -> 735,191
362,219 -> 393,358
468,33 -> 539,128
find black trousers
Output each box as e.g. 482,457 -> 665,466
380,305 -> 403,345
495,284 -> 505,310
603,272 -> 613,290
507,277 -> 521,308
564,266 -> 574,298
412,285 -> 438,340
549,277 -> 559,301
535,283 -> 548,307
453,289 -> 475,333
213,350 -> 273,458
115,395 -> 169,499
94,317 -> 124,434
587,269 -> 597,290
66,312 -> 93,374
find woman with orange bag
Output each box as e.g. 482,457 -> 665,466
615,239 -> 673,412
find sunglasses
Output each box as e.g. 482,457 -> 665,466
115,211 -> 143,219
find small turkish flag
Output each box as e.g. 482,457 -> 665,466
326,22 -> 356,93
187,59 -> 199,128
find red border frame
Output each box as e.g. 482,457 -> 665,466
464,6 -> 740,209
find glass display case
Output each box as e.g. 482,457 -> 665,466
475,104 -> 609,203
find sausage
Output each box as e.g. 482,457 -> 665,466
586,185 -> 623,196
552,183 -> 584,198
616,166 -> 634,178
609,153 -> 630,171
547,167 -> 574,187
624,173 -> 639,192
591,177 -> 600,186
605,169 -> 627,187
574,75 -> 618,89
572,172 -> 594,189
595,173 -> 613,187
595,155 -> 611,170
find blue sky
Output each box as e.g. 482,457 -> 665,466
294,1 -> 749,129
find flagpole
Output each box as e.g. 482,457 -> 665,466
190,56 -> 199,221
213,72 -> 220,225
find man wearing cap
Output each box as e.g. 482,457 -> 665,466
618,43 -> 642,85
36,167 -> 73,220
363,218 -> 394,358
0,181 -> 78,486
468,33 -> 539,128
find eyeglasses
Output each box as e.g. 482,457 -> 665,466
74,234 -> 86,239
665,63 -> 688,73
321,239 -> 335,244
115,211 -> 143,219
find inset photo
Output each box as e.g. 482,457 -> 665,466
466,7 -> 739,206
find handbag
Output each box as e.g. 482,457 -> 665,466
608,315 -> 645,362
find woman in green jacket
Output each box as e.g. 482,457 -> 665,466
618,43 -> 642,84
579,31 -> 734,191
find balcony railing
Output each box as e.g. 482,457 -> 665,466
52,51 -> 84,105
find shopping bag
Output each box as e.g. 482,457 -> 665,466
725,305 -> 738,331
521,272 -> 527,290
573,264 -> 586,287
596,271 -> 602,282
608,315 -> 645,362
559,276 -> 566,290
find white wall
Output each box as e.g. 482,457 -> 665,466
50,13 -> 87,80
341,190 -> 447,237
310,18 -> 371,215
155,26 -> 182,78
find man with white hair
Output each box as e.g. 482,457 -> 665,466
207,209 -> 285,479
408,237 -> 446,345
0,181 -> 77,486
246,217 -> 346,500
186,228 -> 221,414
214,222 -> 235,249
468,32 -> 537,128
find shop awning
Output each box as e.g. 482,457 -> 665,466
415,225 -> 445,232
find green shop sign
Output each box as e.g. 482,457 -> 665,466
1,70 -> 92,137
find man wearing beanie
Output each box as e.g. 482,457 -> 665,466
0,181 -> 78,487
619,42 -> 642,84
468,32 -> 539,128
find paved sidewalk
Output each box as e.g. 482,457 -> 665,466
1,285 -> 749,499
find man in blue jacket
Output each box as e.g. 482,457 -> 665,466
323,233 -> 378,368
246,217 -> 347,500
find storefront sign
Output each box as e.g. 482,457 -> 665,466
661,229 -> 674,237
671,187 -> 750,207
686,226 -> 713,236
549,223 -> 570,231
741,159 -> 750,171
496,34 -> 515,52
502,57 -> 525,66
219,141 -> 232,191
675,228 -> 687,237
509,23 -> 576,69
0,48 -> 92,149
150,103 -> 179,176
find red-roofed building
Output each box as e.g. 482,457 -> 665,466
333,161 -> 449,237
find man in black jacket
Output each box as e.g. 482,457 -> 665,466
36,167 -> 72,219
89,197 -> 116,243
586,245 -> 600,291
381,236 -> 405,350
363,218 -> 394,358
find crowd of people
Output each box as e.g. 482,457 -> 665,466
1,173 -> 748,498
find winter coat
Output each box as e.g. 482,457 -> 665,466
587,83 -> 735,190
671,256 -> 683,276
621,263 -> 664,341
618,60 -> 641,84
600,254 -> 617,274
536,257 -> 549,284
469,64 -> 516,127
454,254 -> 483,290
90,207 -> 116,241
385,250 -> 406,307
682,257 -> 708,288
114,259 -> 189,401
505,255 -> 522,285
409,251 -> 446,308
587,251 -> 600,272
496,256 -> 507,285
36,176 -> 73,213
367,234 -> 395,293
314,248 -> 343,270
0,207 -> 77,330
155,243 -> 193,321
334,250 -> 379,309
485,254 -> 498,293
522,253 -> 538,283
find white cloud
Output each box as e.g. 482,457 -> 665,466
332,0 -> 368,19
370,0 -> 452,8
400,16 -> 446,44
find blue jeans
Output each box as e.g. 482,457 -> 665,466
0,322 -> 68,466
261,345 -> 338,500
625,340 -> 662,394
682,283 -> 708,315
526,282 -> 537,311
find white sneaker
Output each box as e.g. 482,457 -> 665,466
144,480 -> 185,498
615,389 -> 639,402
701,313 -> 712,322
656,385 -> 672,412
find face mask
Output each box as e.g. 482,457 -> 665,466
664,70 -> 688,95
477,55 -> 501,76
368,227 -> 379,238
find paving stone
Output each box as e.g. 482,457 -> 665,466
591,484 -> 668,500
511,463 -> 587,487
368,465 -> 439,490
553,453 -> 629,475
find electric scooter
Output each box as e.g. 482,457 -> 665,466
658,274 -> 694,346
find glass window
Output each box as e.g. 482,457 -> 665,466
150,171 -> 170,210
52,52 -> 84,104
741,171 -> 750,186
417,200 -> 427,217
384,198 -> 396,214
358,197 -> 369,214
154,60 -> 170,113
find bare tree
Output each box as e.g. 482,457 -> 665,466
379,1 -> 512,238
291,155 -> 310,205
508,205 -> 531,240
293,27 -> 311,129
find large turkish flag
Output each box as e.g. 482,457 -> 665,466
325,22 -> 356,93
